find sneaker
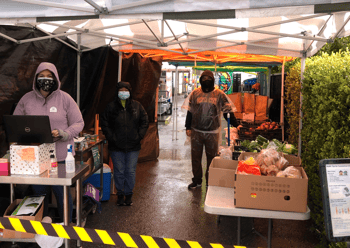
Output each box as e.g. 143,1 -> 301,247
125,195 -> 133,206
188,182 -> 202,189
117,195 -> 125,206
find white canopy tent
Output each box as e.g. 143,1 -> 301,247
1,0 -> 350,157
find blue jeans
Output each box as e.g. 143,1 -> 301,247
110,150 -> 140,196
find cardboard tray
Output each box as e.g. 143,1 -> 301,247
3,199 -> 44,239
235,152 -> 308,212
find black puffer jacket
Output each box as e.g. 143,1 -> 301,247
101,81 -> 149,152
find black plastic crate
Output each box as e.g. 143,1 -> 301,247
232,151 -> 241,160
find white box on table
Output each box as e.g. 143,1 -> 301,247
10,143 -> 55,175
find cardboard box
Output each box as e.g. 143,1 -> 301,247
235,152 -> 307,212
10,143 -> 55,175
3,199 -> 44,239
0,158 -> 10,176
208,157 -> 238,188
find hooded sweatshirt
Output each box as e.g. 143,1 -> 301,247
101,81 -> 149,152
13,62 -> 84,162
184,69 -> 238,131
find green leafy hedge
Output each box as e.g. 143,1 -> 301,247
291,51 -> 350,247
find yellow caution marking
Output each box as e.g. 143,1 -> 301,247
118,232 -> 138,247
96,229 -> 115,245
9,218 -> 26,233
164,238 -> 182,248
52,223 -> 70,239
233,246 -> 248,248
141,235 -> 160,248
210,244 -> 224,248
0,221 -> 4,229
74,226 -> 93,242
187,241 -> 203,248
31,221 -> 48,236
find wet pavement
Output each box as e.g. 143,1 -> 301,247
80,95 -> 319,248
1,95 -> 320,248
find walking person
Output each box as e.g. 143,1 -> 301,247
182,70 -> 240,189
101,81 -> 149,206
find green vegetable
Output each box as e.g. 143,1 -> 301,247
256,135 -> 269,145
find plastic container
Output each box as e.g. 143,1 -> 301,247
49,150 -> 57,175
84,164 -> 111,201
65,144 -> 75,173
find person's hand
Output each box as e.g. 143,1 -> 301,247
186,130 -> 191,137
237,125 -> 243,131
52,129 -> 60,138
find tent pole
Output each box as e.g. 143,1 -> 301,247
267,66 -> 271,97
77,34 -> 81,108
298,55 -> 306,157
281,57 -> 285,141
172,70 -> 175,140
118,52 -> 122,82
175,66 -> 179,140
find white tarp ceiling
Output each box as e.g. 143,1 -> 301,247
1,0 -> 350,60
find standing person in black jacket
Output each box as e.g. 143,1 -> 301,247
101,82 -> 149,206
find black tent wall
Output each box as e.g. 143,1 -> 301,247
0,25 -> 161,162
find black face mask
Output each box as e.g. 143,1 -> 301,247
201,79 -> 214,93
36,77 -> 56,92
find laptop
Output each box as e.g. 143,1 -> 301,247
3,115 -> 61,144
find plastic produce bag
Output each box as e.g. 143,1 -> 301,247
218,146 -> 233,160
276,166 -> 302,179
237,157 -> 261,175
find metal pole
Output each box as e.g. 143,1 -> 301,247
267,219 -> 273,248
77,34 -> 81,108
281,57 -> 285,141
76,178 -> 82,247
175,66 -> 179,140
298,55 -> 306,157
237,216 -> 241,245
172,70 -> 175,140
118,52 -> 122,82
64,186 -> 70,248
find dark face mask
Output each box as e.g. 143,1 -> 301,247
201,79 -> 214,93
36,77 -> 56,92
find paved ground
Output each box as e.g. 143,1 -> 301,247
1,95 -> 320,248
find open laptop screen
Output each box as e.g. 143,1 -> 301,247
3,115 -> 56,144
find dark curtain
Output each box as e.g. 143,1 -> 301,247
0,25 -> 161,162
121,53 -> 162,162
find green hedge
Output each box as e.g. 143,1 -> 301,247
285,51 -> 350,247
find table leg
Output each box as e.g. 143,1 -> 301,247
237,216 -> 241,245
267,219 -> 273,248
77,178 -> 82,248
10,183 -> 14,202
64,186 -> 70,248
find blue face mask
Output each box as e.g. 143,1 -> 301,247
118,91 -> 130,100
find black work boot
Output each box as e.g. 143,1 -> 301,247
117,194 -> 125,206
125,194 -> 133,206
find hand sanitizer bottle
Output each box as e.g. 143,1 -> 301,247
65,144 -> 75,173
49,150 -> 57,175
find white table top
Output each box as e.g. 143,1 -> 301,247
204,186 -> 310,220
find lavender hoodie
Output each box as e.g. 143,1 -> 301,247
13,62 -> 84,162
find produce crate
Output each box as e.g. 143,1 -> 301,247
255,129 -> 282,140
238,120 -> 282,141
